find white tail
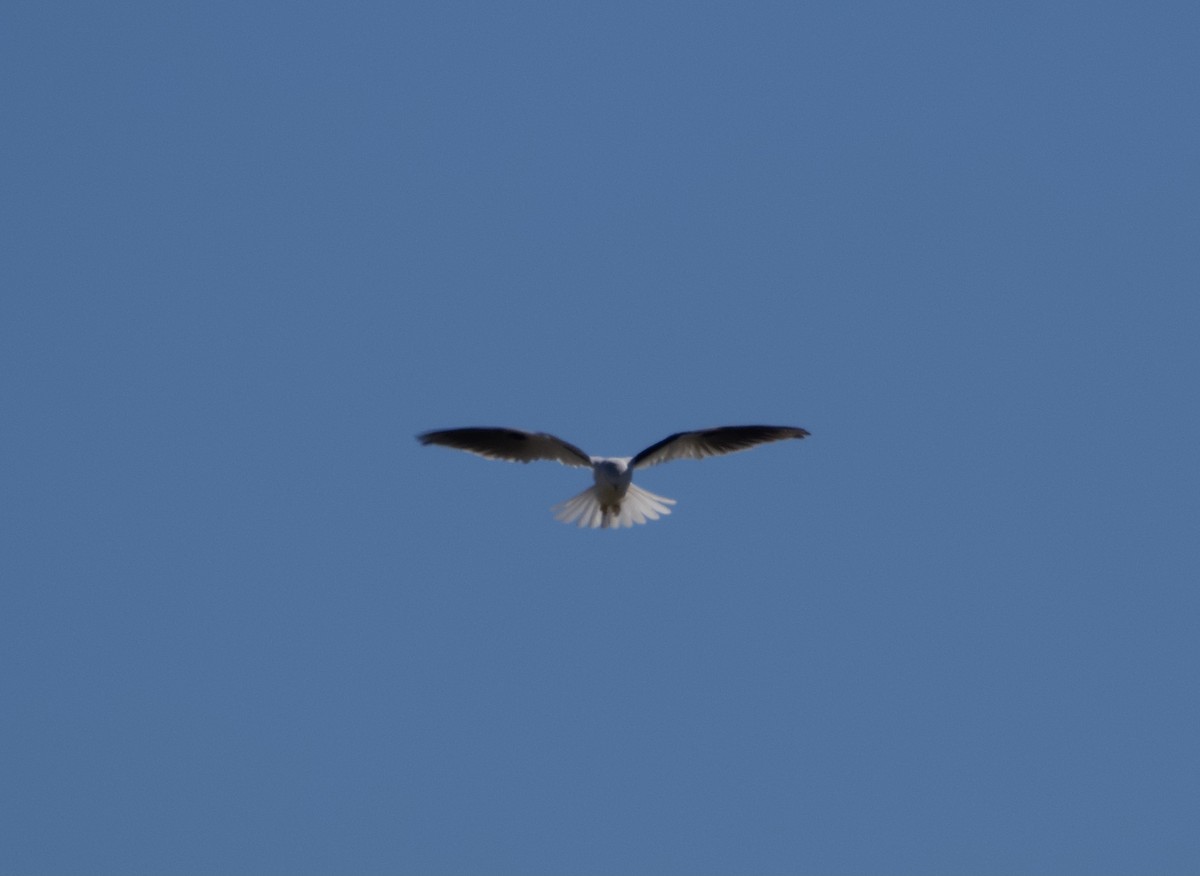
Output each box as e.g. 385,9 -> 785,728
552,482 -> 677,529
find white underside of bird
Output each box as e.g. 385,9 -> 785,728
551,458 -> 677,529
418,425 -> 810,529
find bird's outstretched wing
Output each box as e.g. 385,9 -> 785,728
631,425 -> 810,469
417,427 -> 592,468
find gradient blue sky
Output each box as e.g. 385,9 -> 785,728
3,3 -> 1198,874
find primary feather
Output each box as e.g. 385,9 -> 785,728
630,425 -> 810,469
417,427 -> 592,468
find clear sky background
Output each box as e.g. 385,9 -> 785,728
3,3 -> 1198,874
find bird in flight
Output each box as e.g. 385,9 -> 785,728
417,425 -> 810,528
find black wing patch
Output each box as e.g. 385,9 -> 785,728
418,427 -> 592,467
631,425 -> 810,469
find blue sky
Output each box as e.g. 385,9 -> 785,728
3,3 -> 1198,874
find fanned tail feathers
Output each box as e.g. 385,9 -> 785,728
552,483 -> 676,529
